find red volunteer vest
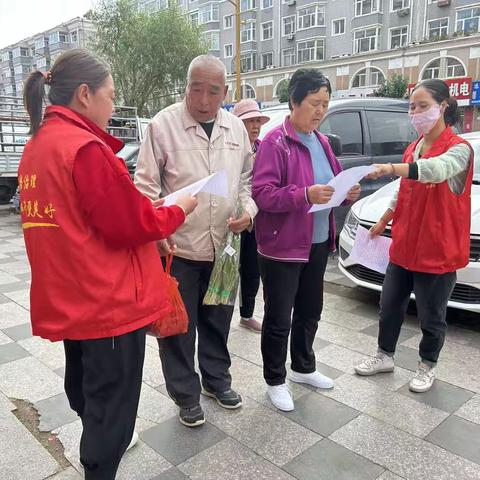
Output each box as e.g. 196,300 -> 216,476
19,106 -> 170,341
390,127 -> 473,274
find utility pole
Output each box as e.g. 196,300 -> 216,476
227,0 -> 242,102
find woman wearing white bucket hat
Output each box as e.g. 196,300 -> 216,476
232,99 -> 270,333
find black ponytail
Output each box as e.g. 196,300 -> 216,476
23,71 -> 47,134
23,49 -> 110,135
412,79 -> 459,127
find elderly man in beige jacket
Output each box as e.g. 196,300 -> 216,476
135,54 -> 257,427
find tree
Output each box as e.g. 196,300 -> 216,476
276,79 -> 289,103
90,0 -> 208,116
373,73 -> 409,99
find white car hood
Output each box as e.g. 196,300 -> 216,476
351,179 -> 480,236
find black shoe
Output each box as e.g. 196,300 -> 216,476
179,404 -> 205,427
201,388 -> 242,409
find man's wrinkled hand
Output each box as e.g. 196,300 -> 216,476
227,212 -> 251,233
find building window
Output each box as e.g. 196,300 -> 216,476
70,31 -> 78,44
203,31 -> 220,50
198,3 -> 219,24
351,67 -> 385,87
353,27 -> 380,53
241,21 -> 256,42
422,58 -> 440,79
1,52 -> 10,62
224,15 -> 233,29
282,15 -> 296,36
224,44 -> 233,58
297,4 -> 325,30
297,39 -> 325,63
282,47 -> 295,66
446,57 -> 466,78
391,0 -> 409,11
261,52 -> 273,68
240,0 -> 256,12
238,84 -> 256,99
34,38 -> 45,50
240,52 -> 256,72
428,18 -> 448,40
332,18 -> 345,35
48,32 -> 69,45
456,7 -> 480,35
261,21 -> 273,40
190,11 -> 199,27
12,47 -> 29,58
389,26 -> 408,48
355,0 -> 380,17
36,57 -> 47,69
262,0 -> 273,8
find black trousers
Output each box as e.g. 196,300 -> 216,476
63,327 -> 146,480
259,241 -> 330,386
158,256 -> 234,408
378,262 -> 456,365
239,228 -> 260,319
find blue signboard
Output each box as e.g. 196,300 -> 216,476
472,81 -> 480,106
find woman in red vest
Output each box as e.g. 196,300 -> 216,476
20,49 -> 197,479
354,79 -> 473,393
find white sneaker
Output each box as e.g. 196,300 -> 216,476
126,431 -> 139,451
354,352 -> 395,376
290,370 -> 334,389
267,384 -> 294,411
409,362 -> 436,393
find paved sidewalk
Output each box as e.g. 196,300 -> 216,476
0,206 -> 479,480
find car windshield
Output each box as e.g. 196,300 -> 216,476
116,143 -> 139,160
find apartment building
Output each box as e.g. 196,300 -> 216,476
0,17 -> 95,98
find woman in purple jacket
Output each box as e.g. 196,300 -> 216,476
253,69 -> 360,411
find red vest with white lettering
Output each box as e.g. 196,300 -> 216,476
19,106 -> 170,341
389,127 -> 473,274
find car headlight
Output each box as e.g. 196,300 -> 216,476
344,210 -> 359,239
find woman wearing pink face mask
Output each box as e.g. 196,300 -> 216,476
354,79 -> 473,393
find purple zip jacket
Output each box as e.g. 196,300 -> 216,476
252,115 -> 343,262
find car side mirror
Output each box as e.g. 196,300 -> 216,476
326,134 -> 343,157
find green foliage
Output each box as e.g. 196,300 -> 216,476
373,73 -> 408,99
90,0 -> 208,115
276,79 -> 289,103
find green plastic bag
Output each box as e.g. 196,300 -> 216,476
203,205 -> 242,306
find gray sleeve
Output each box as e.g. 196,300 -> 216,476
416,144 -> 471,187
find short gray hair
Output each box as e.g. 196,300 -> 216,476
187,54 -> 227,85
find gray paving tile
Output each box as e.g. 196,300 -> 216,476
142,344 -> 165,388
315,344 -> 375,374
18,336 -> 65,370
140,416 -> 227,466
0,411 -> 61,479
321,374 -> 449,437
455,394 -> 480,425
137,383 -> 177,424
330,414 -> 480,480
377,472 -> 406,480
312,337 -> 330,351
392,344 -> 422,372
35,392 -> 78,432
281,391 -> 360,436
0,342 -> 30,364
178,437 -> 296,480
398,380 -> 475,413
0,356 -> 64,403
0,292 -> 11,304
361,323 -> 419,344
0,261 -> 31,276
151,467 -> 189,480
13,272 -> 31,281
2,322 -> 32,341
0,329 -> 12,345
0,271 -> 21,285
0,281 -> 29,294
426,415 -> 480,465
47,466 -> 82,479
3,288 -> 30,309
0,301 -> 30,329
201,395 -> 321,467
54,366 -> 66,378
284,438 -> 384,480
356,365 -> 413,392
322,308 -> 378,331
228,328 -> 263,366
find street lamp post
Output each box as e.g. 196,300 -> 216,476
227,0 -> 242,102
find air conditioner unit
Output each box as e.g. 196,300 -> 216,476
286,33 -> 295,40
397,7 -> 410,17
437,0 -> 451,6
285,0 -> 296,5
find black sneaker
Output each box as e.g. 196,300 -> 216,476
201,388 -> 242,409
179,404 -> 205,427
